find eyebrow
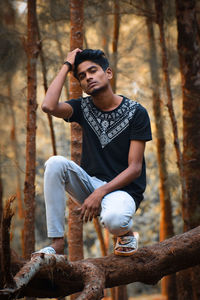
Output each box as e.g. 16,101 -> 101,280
77,65 -> 98,78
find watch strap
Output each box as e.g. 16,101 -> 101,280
64,61 -> 72,71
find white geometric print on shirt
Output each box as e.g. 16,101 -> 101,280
82,97 -> 139,148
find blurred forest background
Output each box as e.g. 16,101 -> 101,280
0,0 -> 200,299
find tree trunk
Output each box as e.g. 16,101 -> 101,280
1,197 -> 15,290
0,173 -> 3,288
144,1 -> 176,299
175,1 -> 200,299
101,4 -> 110,59
68,1 -> 84,299
111,2 -> 127,299
154,1 -> 182,298
98,5 -> 116,297
23,0 -> 38,260
111,0 -> 120,93
0,174 -> 2,227
154,0 -> 185,194
175,0 -> 200,235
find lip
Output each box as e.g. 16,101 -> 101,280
87,81 -> 97,89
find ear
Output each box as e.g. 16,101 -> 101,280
105,67 -> 113,80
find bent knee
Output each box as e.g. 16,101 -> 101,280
100,211 -> 133,236
44,156 -> 71,176
45,155 -> 70,169
45,155 -> 68,166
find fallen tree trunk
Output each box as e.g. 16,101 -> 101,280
0,226 -> 200,299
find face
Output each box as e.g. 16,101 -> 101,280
76,61 -> 112,95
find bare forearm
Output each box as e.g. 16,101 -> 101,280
80,140 -> 145,222
41,64 -> 69,112
41,48 -> 82,116
79,165 -> 141,222
98,164 -> 141,197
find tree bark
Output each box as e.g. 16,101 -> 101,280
1,196 -> 15,289
175,1 -> 200,299
111,0 -> 120,93
144,1 -> 176,298
1,225 -> 200,300
154,0 -> 185,196
111,3 -> 126,299
101,2 -> 110,59
0,174 -> 2,230
0,174 -> 3,289
68,1 -> 84,299
175,0 -> 200,233
23,0 -> 38,260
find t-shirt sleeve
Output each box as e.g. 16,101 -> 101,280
130,104 -> 152,141
63,98 -> 82,123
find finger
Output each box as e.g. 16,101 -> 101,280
80,206 -> 86,220
89,207 -> 99,221
72,48 -> 82,56
93,207 -> 100,218
85,207 -> 95,223
84,211 -> 90,223
88,207 -> 96,222
75,48 -> 82,52
74,48 -> 82,52
89,213 -> 93,222
80,205 -> 89,222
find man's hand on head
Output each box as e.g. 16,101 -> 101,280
64,48 -> 82,69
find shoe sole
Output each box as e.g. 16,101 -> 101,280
114,249 -> 137,257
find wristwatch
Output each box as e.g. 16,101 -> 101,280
64,61 -> 72,71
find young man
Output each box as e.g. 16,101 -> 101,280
37,48 -> 152,257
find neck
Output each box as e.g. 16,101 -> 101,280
91,86 -> 122,111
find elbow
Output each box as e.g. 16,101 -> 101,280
41,102 -> 54,114
135,167 -> 142,178
130,164 -> 142,179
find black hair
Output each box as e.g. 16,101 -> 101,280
73,49 -> 109,79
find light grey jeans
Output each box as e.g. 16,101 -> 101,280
44,155 -> 136,238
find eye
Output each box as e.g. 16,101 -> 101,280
90,68 -> 97,73
79,73 -> 85,81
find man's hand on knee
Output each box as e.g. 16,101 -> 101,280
79,189 -> 105,222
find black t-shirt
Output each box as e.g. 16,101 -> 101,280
64,96 -> 152,209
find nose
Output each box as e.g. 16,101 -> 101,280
86,72 -> 92,81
